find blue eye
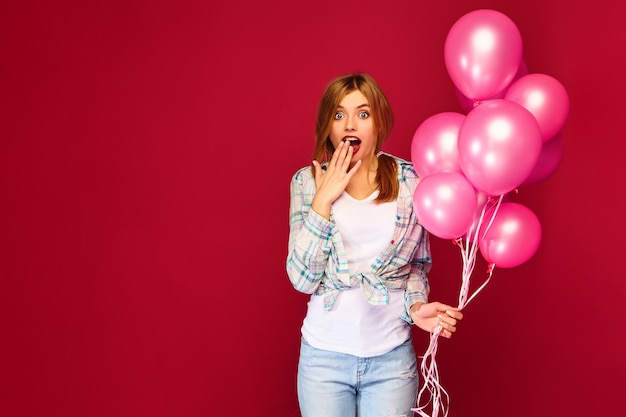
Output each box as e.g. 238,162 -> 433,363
358,111 -> 369,119
334,112 -> 344,120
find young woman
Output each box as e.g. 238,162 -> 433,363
286,73 -> 463,417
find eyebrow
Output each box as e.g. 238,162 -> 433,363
337,103 -> 370,109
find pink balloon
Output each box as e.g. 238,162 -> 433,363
456,60 -> 529,113
457,99 -> 543,196
505,73 -> 570,141
479,202 -> 542,268
445,9 -> 523,101
411,112 -> 465,178
413,171 -> 478,240
522,131 -> 565,186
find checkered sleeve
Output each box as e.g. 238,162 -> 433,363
286,167 -> 334,294
403,226 -> 432,323
398,159 -> 432,323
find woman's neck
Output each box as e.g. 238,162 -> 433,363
345,156 -> 379,200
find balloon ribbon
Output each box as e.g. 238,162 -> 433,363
413,195 -> 503,417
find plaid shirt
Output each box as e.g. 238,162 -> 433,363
286,153 -> 431,324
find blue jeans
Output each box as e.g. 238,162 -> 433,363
297,337 -> 418,417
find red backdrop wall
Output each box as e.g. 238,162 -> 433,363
2,1 -> 624,416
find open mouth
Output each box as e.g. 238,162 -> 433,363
343,137 -> 361,155
344,137 -> 361,147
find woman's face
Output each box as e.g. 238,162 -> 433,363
329,90 -> 376,164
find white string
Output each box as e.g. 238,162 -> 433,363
413,195 -> 503,417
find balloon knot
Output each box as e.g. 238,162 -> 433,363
487,263 -> 495,273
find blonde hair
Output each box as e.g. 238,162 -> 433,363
312,73 -> 399,202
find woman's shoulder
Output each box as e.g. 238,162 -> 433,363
293,164 -> 313,176
291,165 -> 315,185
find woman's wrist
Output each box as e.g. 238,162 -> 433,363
410,302 -> 424,315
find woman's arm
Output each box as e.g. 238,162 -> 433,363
286,169 -> 334,294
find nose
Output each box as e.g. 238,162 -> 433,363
344,115 -> 356,131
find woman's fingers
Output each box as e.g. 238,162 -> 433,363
339,141 -> 353,171
437,309 -> 464,338
312,160 -> 322,183
327,140 -> 342,169
313,141 -> 361,204
327,140 -> 353,171
447,309 -> 464,320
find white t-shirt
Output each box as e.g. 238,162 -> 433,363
301,190 -> 411,357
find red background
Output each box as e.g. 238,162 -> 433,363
2,1 -> 624,416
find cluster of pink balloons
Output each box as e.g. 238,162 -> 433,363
411,9 -> 569,268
